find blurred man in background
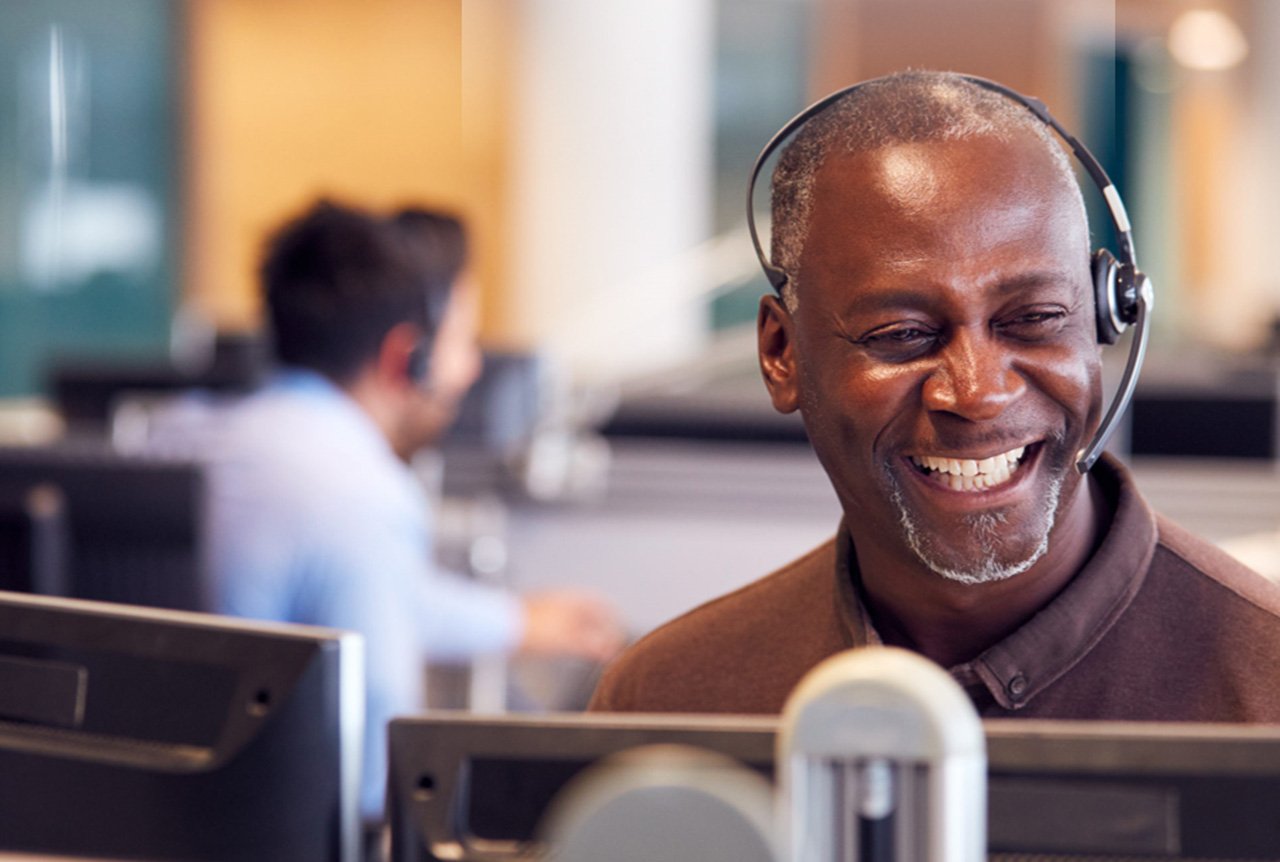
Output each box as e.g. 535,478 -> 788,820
178,199 -> 623,823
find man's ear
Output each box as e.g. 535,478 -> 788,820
758,294 -> 800,414
377,322 -> 426,389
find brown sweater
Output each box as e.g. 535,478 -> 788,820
590,456 -> 1280,722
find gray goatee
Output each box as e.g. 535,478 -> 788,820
888,473 -> 1063,586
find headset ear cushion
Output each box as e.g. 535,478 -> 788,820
407,341 -> 430,384
1092,249 -> 1122,345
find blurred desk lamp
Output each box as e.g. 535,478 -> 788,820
541,744 -> 778,862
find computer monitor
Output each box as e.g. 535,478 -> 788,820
48,332 -> 269,435
0,590 -> 363,861
387,713 -> 1280,861
0,443 -> 206,611
387,713 -> 776,862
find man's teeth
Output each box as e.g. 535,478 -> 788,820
910,446 -> 1027,492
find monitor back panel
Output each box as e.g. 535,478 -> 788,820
0,592 -> 361,862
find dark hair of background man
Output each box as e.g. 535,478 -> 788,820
260,199 -> 463,384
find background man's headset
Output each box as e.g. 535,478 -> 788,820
405,282 -> 453,390
745,74 -> 1154,474
406,335 -> 432,387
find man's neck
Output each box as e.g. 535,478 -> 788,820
342,371 -> 406,456
853,476 -> 1110,669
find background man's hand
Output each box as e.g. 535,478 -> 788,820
518,590 -> 627,663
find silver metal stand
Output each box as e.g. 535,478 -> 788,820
778,647 -> 985,862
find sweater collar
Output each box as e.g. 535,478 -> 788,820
837,454 -> 1158,709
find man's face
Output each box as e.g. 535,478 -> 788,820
759,133 -> 1102,584
398,275 -> 483,456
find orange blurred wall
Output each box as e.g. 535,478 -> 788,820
182,0 -> 508,338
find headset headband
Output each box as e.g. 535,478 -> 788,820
745,73 -> 1153,474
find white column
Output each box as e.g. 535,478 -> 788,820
1235,0 -> 1280,342
504,0 -> 715,386
1187,1 -> 1276,347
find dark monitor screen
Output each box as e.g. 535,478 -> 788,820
1130,394 -> 1276,459
388,713 -> 1280,862
49,332 -> 269,434
0,590 -> 363,861
0,443 -> 205,611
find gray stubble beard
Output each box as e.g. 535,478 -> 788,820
887,471 -> 1063,586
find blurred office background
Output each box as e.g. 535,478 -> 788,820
2,0 -> 1280,707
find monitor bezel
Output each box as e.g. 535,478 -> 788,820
388,712 -> 1280,862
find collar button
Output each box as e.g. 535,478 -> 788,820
1007,673 -> 1029,700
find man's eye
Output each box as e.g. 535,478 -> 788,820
999,309 -> 1067,338
861,327 -> 931,343
854,326 -> 936,357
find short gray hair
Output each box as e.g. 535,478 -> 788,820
769,70 -> 1085,311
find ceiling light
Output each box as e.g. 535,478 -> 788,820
1168,9 -> 1249,71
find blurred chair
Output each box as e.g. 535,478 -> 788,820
0,481 -> 68,596
0,442 -> 207,611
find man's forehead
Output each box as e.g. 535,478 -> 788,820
805,134 -> 1085,248
819,141 -> 951,210
813,132 -> 1060,197
796,135 -> 1091,310
831,267 -> 1085,312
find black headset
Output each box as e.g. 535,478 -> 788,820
746,73 -> 1154,474
405,281 -> 454,390
407,338 -> 431,386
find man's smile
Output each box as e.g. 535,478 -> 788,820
906,443 -> 1035,493
889,438 -> 1061,585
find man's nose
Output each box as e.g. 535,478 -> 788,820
921,329 -> 1026,421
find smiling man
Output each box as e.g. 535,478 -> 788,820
590,71 -> 1280,720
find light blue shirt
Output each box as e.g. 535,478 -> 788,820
152,370 -> 522,820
